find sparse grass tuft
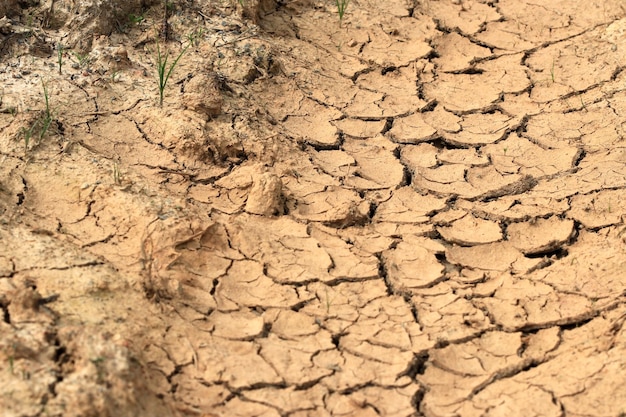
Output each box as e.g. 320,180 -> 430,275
57,43 -> 63,74
20,79 -> 54,150
155,39 -> 189,106
334,0 -> 350,24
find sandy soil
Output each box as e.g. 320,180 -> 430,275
1,0 -> 626,416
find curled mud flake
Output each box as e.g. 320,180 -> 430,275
421,105 -> 462,133
265,308 -> 319,339
475,21 -> 537,52
443,112 -> 522,147
418,163 -> 467,185
527,28 -> 626,103
485,134 -> 580,178
356,67 -> 426,114
342,135 -> 405,189
344,89 -> 388,119
207,309 -> 265,340
431,331 -> 523,376
383,239 -> 445,291
301,281 -> 389,328
321,350 -> 413,392
413,164 -> 485,199
171,373 -> 230,410
211,396 -> 281,417
400,142 -> 439,169
374,186 -> 447,223
447,241 -> 541,273
432,208 -> 468,226
214,260 -> 305,310
421,328 -> 563,417
432,32 -> 492,73
359,24 -> 433,68
294,64 -> 361,107
506,216 -> 575,255
309,226 -> 379,280
470,170 -> 538,201
437,148 -> 490,167
90,114 -> 175,167
458,381 -> 564,417
568,189 -> 626,229
332,118 -> 387,139
290,185 -> 364,224
241,385 -> 326,415
283,101 -> 342,148
476,53 -> 531,94
343,295 -> 430,352
311,149 -> 356,178
478,277 -> 593,330
437,214 -> 502,246
388,112 -> 438,144
463,196 -> 569,222
195,337 -> 282,389
258,331 -> 336,385
427,0 -> 501,34
328,384 -> 421,417
413,284 -> 492,338
422,73 -> 502,113
530,230 -> 626,300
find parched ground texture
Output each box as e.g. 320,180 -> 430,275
1,0 -> 626,416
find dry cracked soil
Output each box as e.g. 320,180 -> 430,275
1,0 -> 626,416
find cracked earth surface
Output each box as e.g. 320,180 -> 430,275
1,0 -> 626,416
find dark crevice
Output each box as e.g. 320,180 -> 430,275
401,351 -> 430,379
259,322 -> 272,338
288,298 -> 310,312
330,333 -> 342,348
451,67 -> 484,75
572,148 -> 585,167
411,388 -> 425,416
420,99 -> 438,112
375,253 -> 393,296
367,202 -> 377,219
557,316 -> 595,331
525,247 -> 569,259
381,117 -> 393,134
403,166 -> 413,186
0,300 -> 9,323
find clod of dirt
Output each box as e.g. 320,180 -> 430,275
438,214 -> 502,245
245,170 -> 284,216
183,71 -> 223,117
447,241 -> 542,273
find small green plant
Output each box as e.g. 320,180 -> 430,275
155,39 -> 189,106
20,80 -> 54,149
72,51 -> 90,68
113,161 -> 122,185
324,287 -> 337,314
550,58 -> 555,83
128,13 -> 145,24
334,0 -> 350,24
187,27 -> 204,47
57,43 -> 63,74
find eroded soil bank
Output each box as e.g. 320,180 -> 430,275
1,0 -> 626,416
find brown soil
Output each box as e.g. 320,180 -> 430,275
1,0 -> 626,416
